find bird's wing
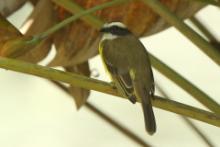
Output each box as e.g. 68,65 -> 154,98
105,59 -> 136,103
101,41 -> 136,103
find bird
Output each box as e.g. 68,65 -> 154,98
98,22 -> 156,135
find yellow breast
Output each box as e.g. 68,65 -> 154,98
98,42 -> 114,81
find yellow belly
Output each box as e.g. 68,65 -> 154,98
98,42 -> 114,81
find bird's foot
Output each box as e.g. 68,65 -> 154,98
129,95 -> 136,104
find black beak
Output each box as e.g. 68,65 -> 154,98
99,28 -> 107,33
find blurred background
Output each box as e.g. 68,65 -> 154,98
0,1 -> 220,147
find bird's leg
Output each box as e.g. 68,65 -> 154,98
110,81 -> 116,88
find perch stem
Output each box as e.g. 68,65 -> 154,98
150,54 -> 220,114
0,57 -> 220,127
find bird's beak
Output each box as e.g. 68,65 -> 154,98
99,28 -> 106,33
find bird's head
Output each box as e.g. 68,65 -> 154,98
100,22 -> 131,40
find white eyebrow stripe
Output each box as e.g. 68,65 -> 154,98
101,33 -> 118,41
103,22 -> 126,29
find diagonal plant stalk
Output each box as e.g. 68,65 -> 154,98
190,16 -> 219,43
156,83 -> 214,147
0,57 -> 220,127
150,54 -> 220,114
52,81 -> 150,147
51,0 -> 220,114
141,0 -> 220,66
85,103 -> 150,146
51,0 -> 105,29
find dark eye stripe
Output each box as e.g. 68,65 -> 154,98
100,26 -> 131,36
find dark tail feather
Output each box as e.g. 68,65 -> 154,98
134,81 -> 156,135
141,95 -> 156,135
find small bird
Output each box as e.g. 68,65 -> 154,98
99,22 -> 156,135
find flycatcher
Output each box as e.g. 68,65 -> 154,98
99,22 -> 156,135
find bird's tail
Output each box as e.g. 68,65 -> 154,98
134,82 -> 156,135
141,92 -> 156,135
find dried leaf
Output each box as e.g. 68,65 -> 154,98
65,61 -> 91,109
18,0 -> 55,63
0,12 -> 38,58
17,38 -> 52,63
0,13 -> 21,47
49,22 -> 99,66
0,36 -> 38,58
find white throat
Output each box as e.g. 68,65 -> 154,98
101,33 -> 118,41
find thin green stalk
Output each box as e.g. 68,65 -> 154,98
51,0 -> 105,29
150,54 -> 220,114
190,16 -> 218,43
141,0 -> 220,66
181,118 -> 214,147
37,0 -> 132,39
156,83 -> 214,147
85,103 -> 150,146
52,81 -> 150,147
0,57 -> 219,127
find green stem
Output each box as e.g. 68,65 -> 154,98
85,103 -> 150,146
52,0 -> 105,29
156,83 -> 214,147
181,118 -> 215,147
150,54 -> 220,114
190,16 -> 218,42
141,0 -> 220,66
0,57 -> 219,127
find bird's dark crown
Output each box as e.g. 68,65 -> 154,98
100,25 -> 131,36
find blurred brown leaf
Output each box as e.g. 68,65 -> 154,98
17,0 -> 56,63
0,36 -> 38,58
49,21 -> 99,66
29,0 -> 39,5
0,13 -> 21,45
0,14 -> 34,58
65,61 -> 91,109
0,0 -> 55,61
